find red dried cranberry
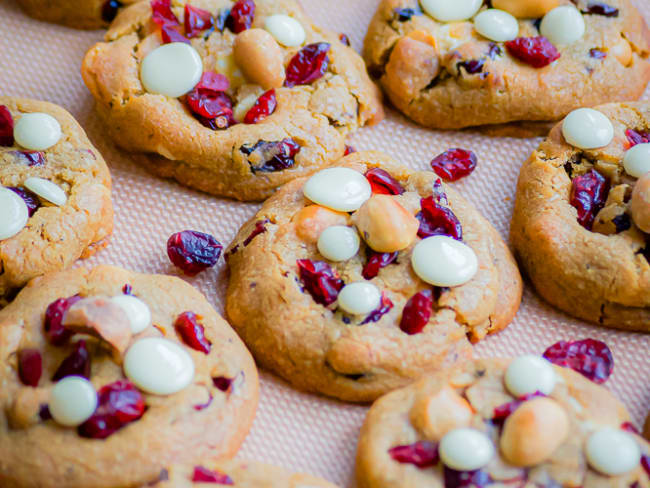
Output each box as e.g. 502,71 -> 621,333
285,43 -> 331,87
244,89 -> 277,124
444,467 -> 492,488
102,0 -> 122,22
193,391 -> 213,410
543,338 -> 613,384
493,392 -> 545,422
174,311 -> 212,354
430,148 -> 477,182
186,71 -> 234,127
417,196 -> 463,240
626,128 -> 650,147
184,4 -> 213,37
192,466 -> 234,484
7,187 -> 40,217
583,2 -> 619,16
361,293 -> 393,324
399,289 -> 433,335
17,349 -> 42,387
570,169 -> 609,230
388,440 -> 439,468
44,295 -> 82,346
226,0 -> 255,33
12,150 -> 45,166
365,168 -> 405,195
362,251 -> 398,279
151,0 -> 178,25
457,59 -> 485,74
243,219 -> 269,246
78,380 -> 145,439
241,139 -> 300,172
339,33 -> 351,46
212,376 -> 233,392
167,230 -> 223,276
505,36 -> 560,68
589,48 -> 607,59
52,340 -> 91,381
621,422 -> 639,434
122,283 -> 133,295
0,105 -> 14,146
297,259 -> 344,306
161,23 -> 190,44
642,455 -> 650,477
344,145 -> 356,155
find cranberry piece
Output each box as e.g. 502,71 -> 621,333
399,289 -> 433,335
192,466 -> 234,484
78,380 -> 145,439
8,187 -> 40,217
175,311 -> 212,354
212,376 -> 233,392
12,150 -> 45,166
226,0 -> 255,33
388,440 -> 439,468
583,2 -> 619,16
161,23 -> 190,44
417,196 -> 463,240
620,421 -> 639,434
394,7 -> 422,21
167,230 -> 223,276
430,148 -> 477,182
297,259 -> 344,306
642,455 -> 650,477
122,283 -> 133,295
39,404 -> 52,421
344,145 -> 356,155
17,349 -> 42,387
589,48 -> 607,59
543,338 -> 614,384
0,105 -> 14,146
362,251 -> 398,279
184,4 -> 213,37
151,0 -> 178,25
52,340 -> 91,381
505,36 -> 560,68
44,295 -> 82,346
626,128 -> 650,147
244,89 -> 277,124
457,59 -> 485,74
243,219 -> 269,246
241,138 -> 300,172
361,293 -> 393,324
285,43 -> 331,87
493,392 -> 545,422
365,168 -> 405,195
444,467 -> 492,488
102,0 -> 122,22
570,169 -> 609,230
339,33 -> 351,46
186,71 -> 234,127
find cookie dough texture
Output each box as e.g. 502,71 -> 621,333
363,0 -> 650,130
226,151 -> 522,402
0,265 -> 259,488
511,102 -> 650,331
356,358 -> 650,488
14,0 -> 136,29
0,97 -> 113,306
82,0 -> 383,201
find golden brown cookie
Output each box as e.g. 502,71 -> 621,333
81,0 -> 383,201
363,0 -> 650,130
0,265 -> 259,488
225,150 -> 522,402
511,101 -> 650,331
15,0 -> 136,29
0,97 -> 113,306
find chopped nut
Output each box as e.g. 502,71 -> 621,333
233,28 -> 286,89
352,194 -> 419,252
293,205 -> 350,243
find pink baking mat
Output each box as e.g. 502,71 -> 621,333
1,0 -> 649,485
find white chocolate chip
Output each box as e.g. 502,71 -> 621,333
13,113 -> 62,151
623,143 -> 650,178
504,355 -> 556,397
140,42 -> 203,98
411,236 -> 478,287
24,177 -> 67,206
561,108 -> 614,149
49,376 -> 98,427
303,167 -> 372,212
337,282 -> 381,315
439,428 -> 495,471
420,0 -> 482,22
0,188 -> 29,240
264,14 -> 306,47
317,225 -> 360,261
586,427 -> 641,475
540,5 -> 585,45
111,295 -> 152,334
473,9 -> 519,42
124,337 -> 194,395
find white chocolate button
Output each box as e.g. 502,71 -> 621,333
540,5 -> 585,46
49,376 -> 98,427
420,0 -> 482,22
473,9 -> 519,42
317,225 -> 360,261
624,143 -> 650,178
562,108 -> 614,149
264,14 -> 306,47
140,43 -> 203,98
111,295 -> 151,334
337,282 -> 381,315
505,355 -> 556,397
0,188 -> 29,240
439,428 -> 495,471
303,168 -> 372,212
411,236 -> 478,287
124,337 -> 194,395
586,427 -> 641,475
13,113 -> 62,151
24,177 -> 67,206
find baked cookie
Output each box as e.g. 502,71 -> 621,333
511,101 -> 650,331
81,0 -> 383,201
356,341 -> 650,488
0,265 -> 259,488
0,97 -> 112,306
15,0 -> 136,29
363,0 -> 650,130
225,150 -> 522,402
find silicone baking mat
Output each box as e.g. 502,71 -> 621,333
1,0 -> 649,485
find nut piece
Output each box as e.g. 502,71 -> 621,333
630,172 -> 650,233
410,386 -> 474,441
492,0 -> 559,18
233,28 -> 286,89
293,205 -> 350,243
611,37 -> 633,67
500,397 -> 569,467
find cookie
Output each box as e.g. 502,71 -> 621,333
15,0 -> 135,29
363,0 -> 650,130
645,414 -> 650,441
511,101 -> 650,331
0,265 -> 259,488
0,97 -> 113,306
81,0 -> 383,201
225,150 -> 522,402
356,344 -> 650,487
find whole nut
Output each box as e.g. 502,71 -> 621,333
293,205 -> 349,243
351,194 -> 420,253
233,28 -> 286,89
492,0 -> 559,18
410,386 -> 474,441
611,37 -> 633,67
630,172 -> 650,233
500,397 -> 569,467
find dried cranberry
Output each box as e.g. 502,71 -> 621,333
212,376 -> 233,392
297,259 -> 344,306
151,0 -> 178,25
52,340 -> 91,381
399,289 -> 433,335
17,349 -> 42,387
417,196 -> 463,240
192,466 -> 234,484
444,467 -> 492,488
589,48 -> 607,59
184,4 -> 213,37
12,150 -> 45,166
102,0 -> 122,22
8,187 -> 40,217
241,138 -> 300,172
285,43 -> 331,87
362,251 -> 398,279
626,128 -> 650,147
344,145 -> 356,155
0,105 -> 14,146
44,295 -> 82,346
39,404 -> 52,421
612,213 -> 631,233
393,7 -> 422,21
493,392 -> 545,422
122,283 -> 133,295
583,2 -> 619,16
175,311 -> 212,354
186,71 -> 234,128
167,230 -> 223,276
161,24 -> 190,44
365,168 -> 405,195
78,381 -> 145,439
243,219 -> 269,246
193,391 -> 213,410
642,455 -> 650,477
226,0 -> 254,33
505,36 -> 561,68
543,338 -> 613,384
457,59 -> 485,74
570,169 -> 609,230
430,148 -> 477,182
339,33 -> 351,46
361,293 -> 393,324
388,441 -> 439,468
244,89 -> 277,124
621,422 -> 639,434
